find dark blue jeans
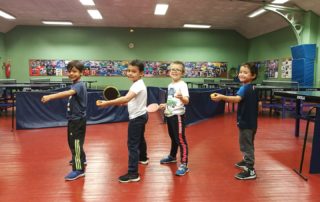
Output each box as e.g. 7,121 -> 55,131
127,113 -> 148,174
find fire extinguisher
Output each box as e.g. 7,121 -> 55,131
2,60 -> 11,78
5,63 -> 11,78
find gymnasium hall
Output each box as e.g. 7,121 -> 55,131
1,0 -> 320,201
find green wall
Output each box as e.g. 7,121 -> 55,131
4,26 -> 248,89
0,33 -> 5,79
247,26 -> 297,83
248,26 -> 297,61
248,11 -> 320,86
301,11 -> 319,87
301,11 -> 319,44
317,17 -> 320,86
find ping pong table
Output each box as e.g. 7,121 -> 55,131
274,91 -> 320,174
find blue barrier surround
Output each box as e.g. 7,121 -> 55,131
16,87 -> 225,129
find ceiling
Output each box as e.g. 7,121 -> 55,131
0,0 -> 319,38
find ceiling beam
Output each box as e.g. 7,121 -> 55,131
264,4 -> 305,44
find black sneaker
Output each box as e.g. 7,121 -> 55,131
160,155 -> 177,164
139,158 -> 149,165
118,173 -> 140,183
235,160 -> 247,170
235,168 -> 257,180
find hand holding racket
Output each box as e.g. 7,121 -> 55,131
146,103 -> 160,113
96,86 -> 120,107
96,100 -> 108,107
159,103 -> 166,110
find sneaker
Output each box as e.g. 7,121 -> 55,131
235,160 -> 247,170
175,164 -> 189,176
235,168 -> 256,180
64,170 -> 85,181
139,158 -> 149,165
160,155 -> 177,164
118,173 -> 140,183
69,160 -> 87,165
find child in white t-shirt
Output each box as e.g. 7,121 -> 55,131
159,61 -> 190,176
96,59 -> 148,183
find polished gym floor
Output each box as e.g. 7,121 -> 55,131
0,109 -> 320,201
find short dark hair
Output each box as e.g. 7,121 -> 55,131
129,59 -> 145,72
67,60 -> 84,72
171,61 -> 185,73
241,63 -> 258,81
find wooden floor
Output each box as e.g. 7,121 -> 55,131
1,109 -> 320,202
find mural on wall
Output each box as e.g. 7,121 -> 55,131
29,59 -> 228,78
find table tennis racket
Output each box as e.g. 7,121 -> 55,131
103,86 -> 120,100
147,103 -> 159,112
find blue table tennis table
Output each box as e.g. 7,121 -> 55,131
274,91 -> 320,174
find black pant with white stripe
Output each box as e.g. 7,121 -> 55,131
68,118 -> 86,171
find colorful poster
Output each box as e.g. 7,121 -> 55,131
55,60 -> 66,76
144,61 -> 169,77
184,62 -> 227,78
29,60 -> 57,76
281,58 -> 292,79
266,59 -> 279,78
29,59 -> 228,78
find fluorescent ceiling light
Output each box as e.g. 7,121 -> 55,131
42,21 -> 73,25
0,10 -> 16,20
80,0 -> 95,6
248,8 -> 267,18
271,0 -> 289,4
183,24 -> 211,29
87,9 -> 103,19
154,4 -> 169,15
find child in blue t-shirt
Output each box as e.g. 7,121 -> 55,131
41,60 -> 87,181
211,63 -> 258,180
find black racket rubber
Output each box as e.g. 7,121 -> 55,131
103,87 -> 120,100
